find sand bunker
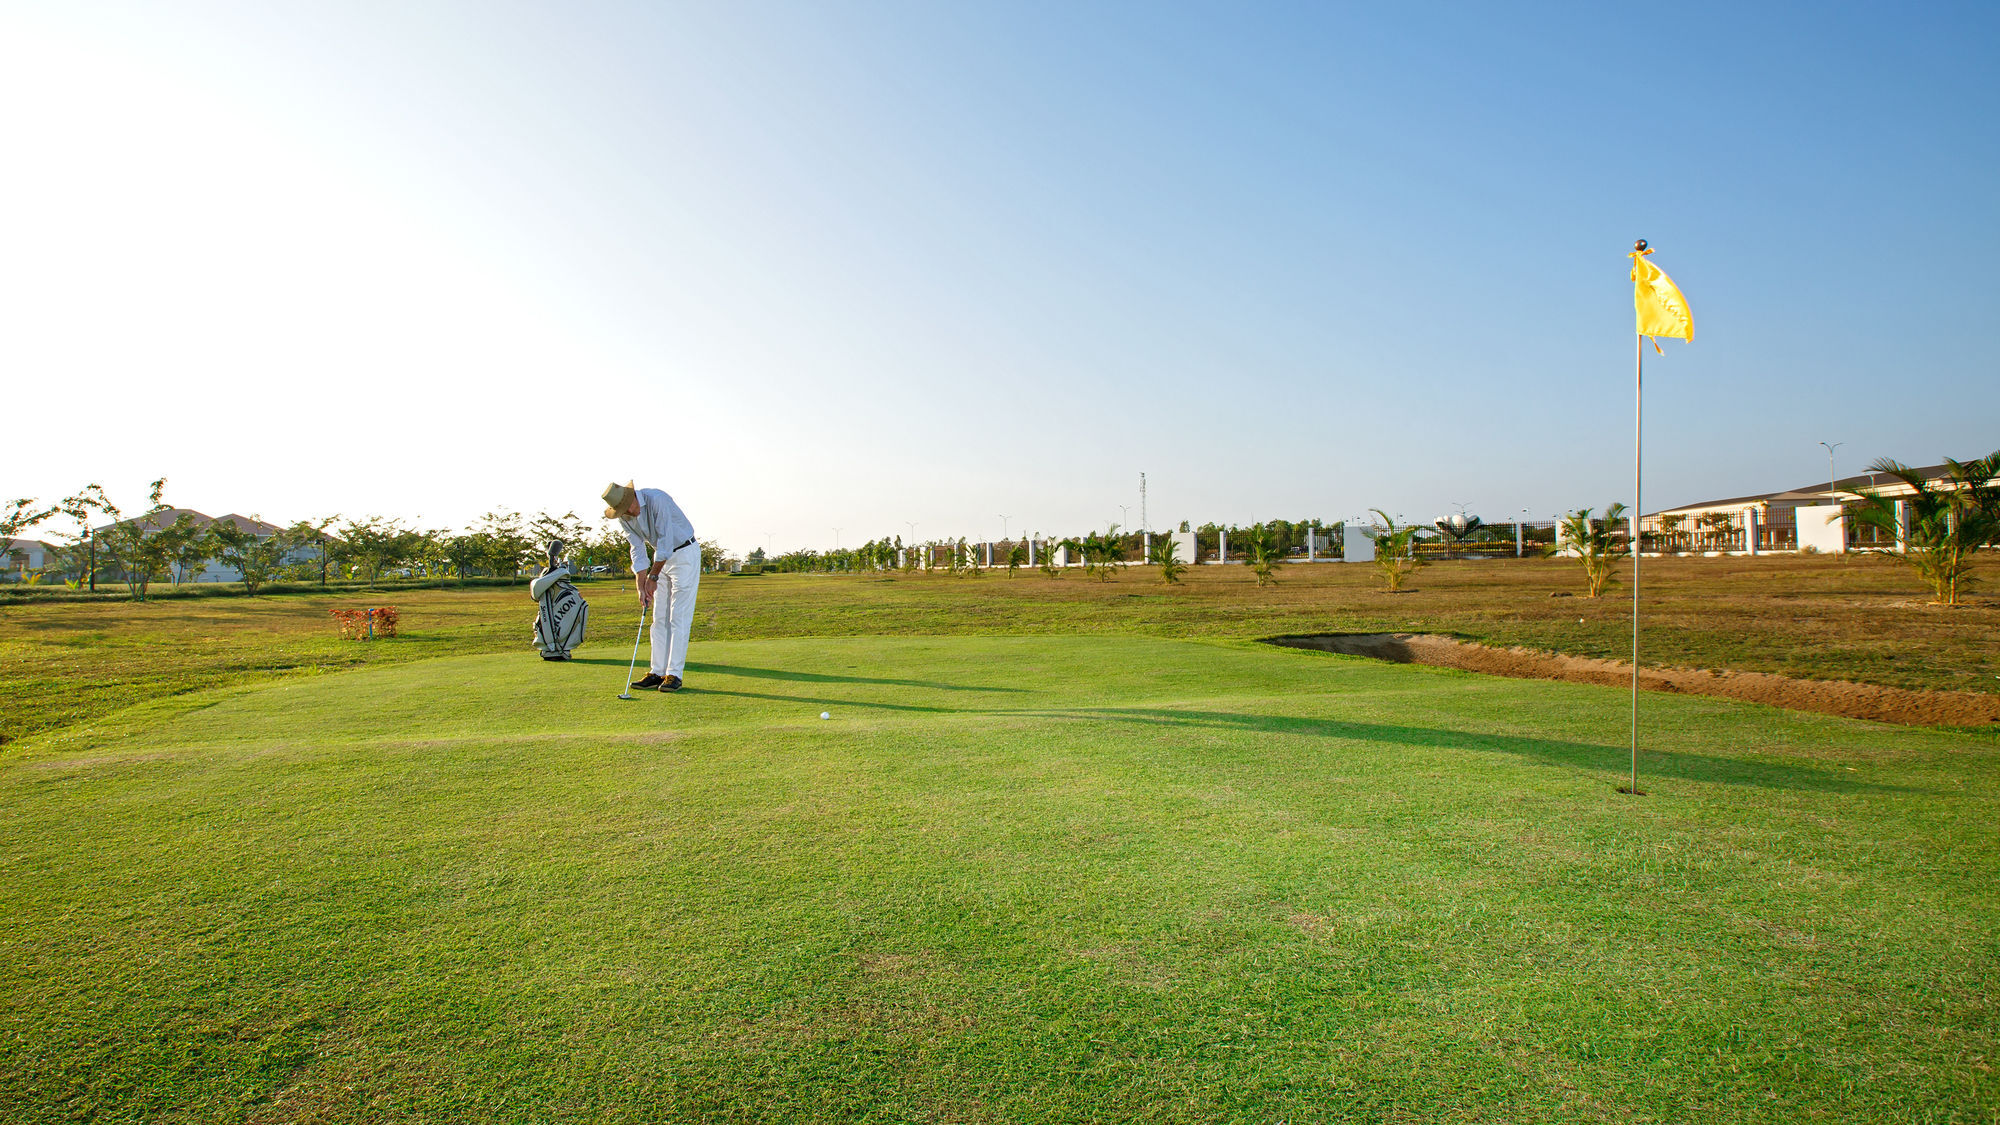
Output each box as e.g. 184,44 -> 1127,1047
1268,633 -> 2000,727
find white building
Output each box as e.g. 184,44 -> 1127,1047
2,538 -> 57,580
1644,461 -> 1987,553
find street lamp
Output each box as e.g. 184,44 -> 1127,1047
831,527 -> 842,549
999,514 -> 1011,542
1819,441 -> 1844,500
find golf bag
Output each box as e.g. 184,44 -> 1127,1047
530,539 -> 588,661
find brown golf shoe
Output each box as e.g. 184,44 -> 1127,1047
660,675 -> 683,692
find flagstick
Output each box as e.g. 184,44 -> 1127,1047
1628,330 -> 1643,796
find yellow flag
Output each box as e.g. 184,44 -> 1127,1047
1630,248 -> 1692,340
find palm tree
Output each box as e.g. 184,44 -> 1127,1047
1241,523 -> 1285,586
1554,504 -> 1629,598
1848,452 -> 1999,606
1367,510 -> 1426,592
1148,534 -> 1187,584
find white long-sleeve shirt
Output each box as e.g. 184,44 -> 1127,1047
619,488 -> 697,574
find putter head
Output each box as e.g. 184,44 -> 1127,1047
617,691 -> 635,701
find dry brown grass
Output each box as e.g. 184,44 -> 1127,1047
1,551 -> 1993,744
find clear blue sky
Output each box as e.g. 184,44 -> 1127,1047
4,1 -> 1995,551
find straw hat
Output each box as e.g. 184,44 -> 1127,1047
602,481 -> 638,519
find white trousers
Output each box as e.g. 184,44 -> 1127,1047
648,541 -> 701,677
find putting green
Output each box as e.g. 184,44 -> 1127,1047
3,635 -> 1995,1122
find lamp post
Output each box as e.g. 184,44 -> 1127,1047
999,514 -> 1010,543
1819,441 -> 1844,501
831,527 -> 842,550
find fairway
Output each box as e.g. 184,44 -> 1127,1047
3,634 -> 1996,1122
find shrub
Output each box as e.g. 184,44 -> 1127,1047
1367,510 -> 1426,592
1241,523 -> 1285,586
1149,535 -> 1186,584
1552,504 -> 1629,598
1849,451 -> 1999,606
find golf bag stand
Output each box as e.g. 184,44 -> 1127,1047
530,538 -> 589,660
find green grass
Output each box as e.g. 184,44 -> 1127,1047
4,632 -> 1995,1122
4,555 -> 1996,748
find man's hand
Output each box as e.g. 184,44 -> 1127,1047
636,571 -> 658,608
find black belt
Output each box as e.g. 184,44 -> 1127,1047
671,537 -> 695,554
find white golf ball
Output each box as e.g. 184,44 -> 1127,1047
820,712 -> 831,720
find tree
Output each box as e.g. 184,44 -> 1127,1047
155,513 -> 212,586
1006,543 -> 1027,576
94,478 -> 173,600
473,511 -> 533,578
699,539 -> 727,572
436,533 -> 484,579
1148,533 -> 1186,584
1241,522 -> 1285,586
1079,526 -> 1123,581
1697,511 -> 1735,552
528,510 -> 591,556
1367,510 -> 1427,592
338,517 -> 421,587
56,484 -> 116,591
406,528 -> 453,579
205,520 -> 285,594
1552,504 -> 1629,598
1849,451 -> 2000,606
284,517 -> 340,586
1657,513 -> 1686,554
1,497 -> 55,542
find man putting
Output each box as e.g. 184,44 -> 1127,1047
602,481 -> 699,692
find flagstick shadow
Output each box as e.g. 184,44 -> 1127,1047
687,662 -> 1027,693
1015,707 -> 1917,796
688,687 -> 960,715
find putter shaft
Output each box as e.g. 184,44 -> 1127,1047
619,603 -> 647,699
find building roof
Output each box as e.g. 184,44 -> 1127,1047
89,509 -> 284,537
211,513 -> 285,536
1654,462 -> 1961,518
3,537 -> 55,552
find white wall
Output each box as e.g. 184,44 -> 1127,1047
1794,504 -> 1847,554
1342,524 -> 1376,563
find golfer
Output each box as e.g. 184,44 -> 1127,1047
603,481 -> 699,692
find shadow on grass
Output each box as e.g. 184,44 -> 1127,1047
688,662 -> 1028,693
566,659 -> 1026,694
685,687 -> 959,714
1029,707 -> 1920,796
562,667 -> 1915,794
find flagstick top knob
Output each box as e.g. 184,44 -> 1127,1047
1633,238 -> 1649,252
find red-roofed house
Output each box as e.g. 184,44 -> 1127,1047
87,509 -> 296,583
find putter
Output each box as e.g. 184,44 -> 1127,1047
617,602 -> 648,700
